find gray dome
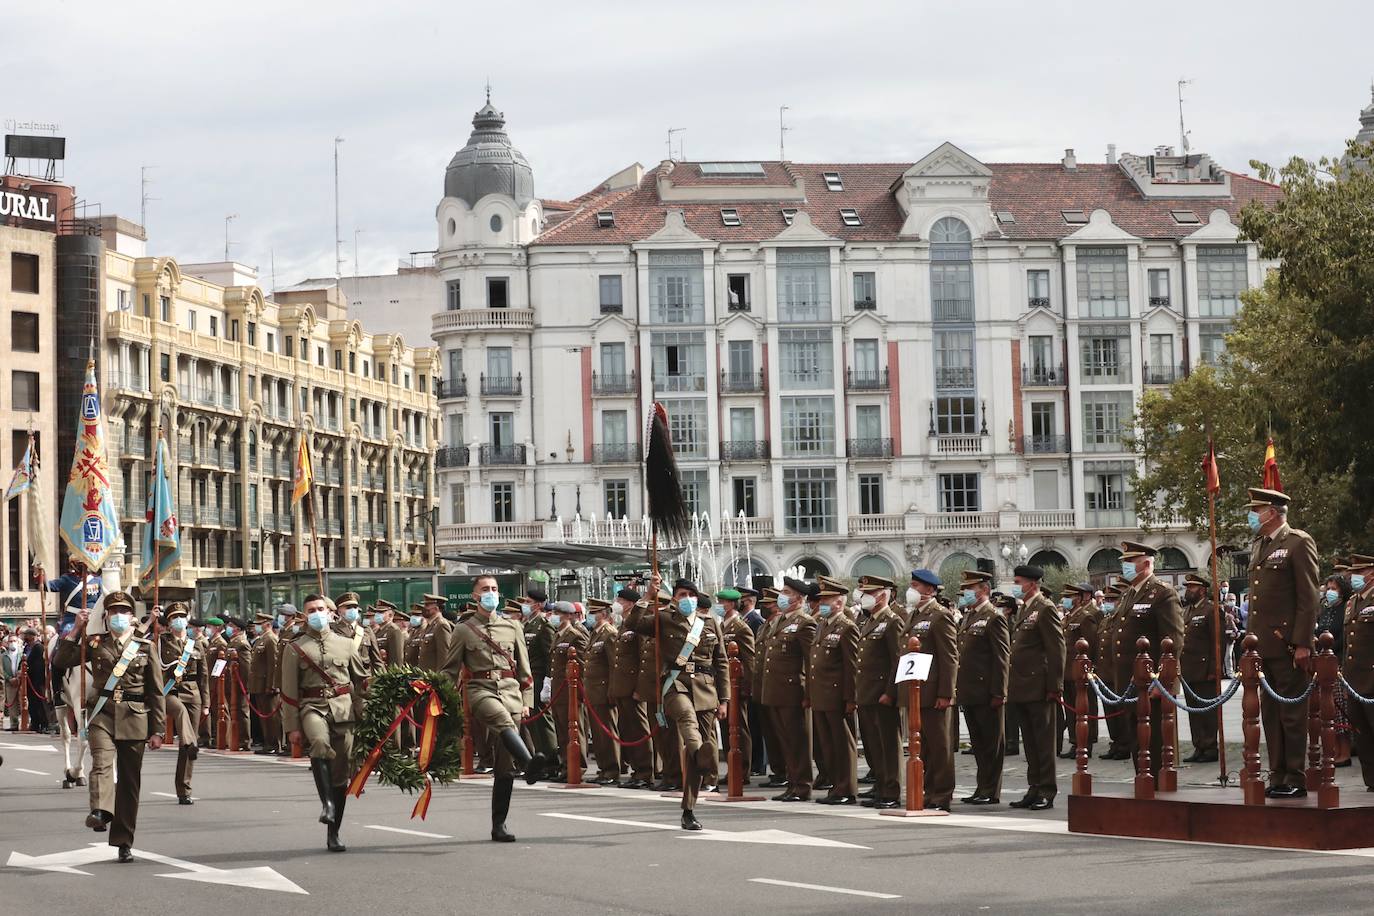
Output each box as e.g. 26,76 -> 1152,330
444,99 -> 535,209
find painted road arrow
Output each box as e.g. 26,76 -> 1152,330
540,813 -> 869,849
6,843 -> 307,894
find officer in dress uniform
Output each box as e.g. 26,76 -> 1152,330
640,591 -> 680,791
907,569 -> 960,811
282,594 -> 366,852
1113,541 -> 1185,782
1179,573 -> 1221,763
224,618 -> 253,751
272,605 -> 303,753
754,588 -> 787,788
762,577 -> 817,802
333,593 -> 384,678
582,598 -> 620,784
717,588 -> 757,784
956,572 -> 1010,805
404,604 -> 425,666
53,592 -> 166,863
628,577 -> 728,830
548,600 -> 589,781
249,610 -> 282,755
807,577 -> 858,804
1096,582 -> 1130,759
1057,583 -> 1103,759
1244,488 -> 1320,798
854,575 -> 903,808
519,590 -> 559,763
1341,555 -> 1374,791
1006,564 -> 1064,810
373,600 -> 404,669
159,602 -> 206,804
609,587 -> 653,788
416,593 -> 454,673
203,617 -> 227,747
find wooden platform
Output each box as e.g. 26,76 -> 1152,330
1068,787 -> 1374,850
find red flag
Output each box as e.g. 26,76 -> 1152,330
1262,437 -> 1282,492
1202,439 -> 1220,495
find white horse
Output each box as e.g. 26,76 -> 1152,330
48,633 -> 94,789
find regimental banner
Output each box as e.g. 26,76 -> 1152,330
291,435 -> 312,506
139,435 -> 180,588
59,359 -> 119,570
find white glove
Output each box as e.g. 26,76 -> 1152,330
539,679 -> 551,704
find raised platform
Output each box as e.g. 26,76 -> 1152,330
1068,786 -> 1374,850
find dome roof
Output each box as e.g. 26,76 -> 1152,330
444,97 -> 535,209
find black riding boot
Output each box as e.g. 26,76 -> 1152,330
491,777 -> 516,842
499,727 -> 547,785
310,758 -> 335,825
327,786 -> 347,852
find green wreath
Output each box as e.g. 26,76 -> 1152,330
351,665 -> 466,793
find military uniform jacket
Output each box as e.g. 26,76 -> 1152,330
634,623 -> 659,701
1008,591 -> 1065,705
722,614 -> 756,697
280,629 -> 366,732
54,629 -> 166,740
273,627 -> 300,691
1097,608 -> 1123,688
956,601 -> 1011,706
377,621 -> 405,668
1342,586 -> 1374,696
626,607 -> 729,711
331,620 -> 384,677
608,624 -> 641,701
760,609 -> 816,707
442,613 -> 534,710
551,623 -> 590,687
855,606 -> 903,707
227,632 -> 253,685
752,613 -> 782,698
583,622 -> 617,705
1248,522 -> 1320,660
524,616 -> 557,681
160,631 -> 209,703
905,599 -> 958,706
248,629 -> 278,693
1111,575 -> 1185,688
404,626 -> 422,666
1180,598 -> 1221,683
807,613 -> 857,712
416,616 -> 453,673
1064,603 -> 1104,672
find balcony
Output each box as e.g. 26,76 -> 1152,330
932,299 -> 973,322
479,374 -> 523,397
106,371 -> 151,394
847,368 -> 890,392
849,514 -> 906,536
934,366 -> 973,390
592,371 -> 637,396
1019,510 -> 1077,530
726,517 -> 774,540
721,440 -> 769,461
436,446 -> 470,469
592,443 -> 638,464
652,373 -> 706,394
479,444 -> 526,466
1021,364 -> 1066,387
405,480 -> 424,496
437,376 -> 467,399
922,511 -> 1000,533
779,301 -> 829,323
847,437 -> 893,459
432,308 -> 535,333
1143,363 -> 1187,386
1149,296 -> 1172,309
933,435 -> 985,456
437,521 -> 557,547
1028,296 -> 1051,310
720,369 -> 765,394
121,436 -> 148,460
1022,434 -> 1069,455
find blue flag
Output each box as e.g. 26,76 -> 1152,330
59,359 -> 120,570
4,436 -> 34,500
140,435 -> 180,588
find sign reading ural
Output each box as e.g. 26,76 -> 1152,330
0,189 -> 57,230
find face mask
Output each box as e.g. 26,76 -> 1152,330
958,590 -> 975,608
905,588 -> 920,605
254,624 -> 264,635
276,614 -> 286,628
859,593 -> 876,611
677,598 -> 695,617
409,614 -> 423,628
1324,589 -> 1339,606
364,615 -> 374,627
1102,602 -> 1116,614
171,618 -> 187,633
1009,584 -> 1023,600
1061,597 -> 1073,610
711,605 -> 724,618
521,603 -> 534,618
582,618 -> 595,631
1246,510 -> 1262,533
1353,575 -> 1368,592
776,594 -> 792,611
548,614 -> 562,628
480,592 -> 501,612
307,610 -> 329,632
108,613 -> 132,635
343,608 -> 360,623
818,603 -> 833,618
224,625 -> 235,638
1121,561 -> 1137,580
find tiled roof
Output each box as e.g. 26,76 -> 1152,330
532,159 -> 1280,247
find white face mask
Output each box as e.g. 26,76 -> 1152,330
859,593 -> 877,611
906,588 -> 920,605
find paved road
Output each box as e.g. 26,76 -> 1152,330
2,730 -> 1371,915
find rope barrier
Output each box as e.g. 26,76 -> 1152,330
1257,672 -> 1315,706
579,690 -> 659,747
232,664 -> 285,720
1088,676 -> 1139,707
519,680 -> 566,726
1150,676 -> 1242,715
1339,674 -> 1374,706
1054,694 -> 1131,721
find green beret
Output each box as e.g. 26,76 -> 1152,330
205,616 -> 225,626
715,588 -> 742,601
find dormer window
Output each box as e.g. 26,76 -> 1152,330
1061,209 -> 1088,225
595,211 -> 615,228
996,210 -> 1016,224
823,172 -> 843,191
839,208 -> 862,227
1170,209 -> 1200,225
720,208 -> 741,227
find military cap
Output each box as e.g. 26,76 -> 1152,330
372,598 -> 398,612
163,601 -> 190,620
759,587 -> 779,604
103,590 -> 135,612
1183,573 -> 1211,589
254,609 -> 275,622
910,568 -> 942,588
1333,558 -> 1351,572
276,602 -> 298,617
992,593 -> 1019,611
858,575 -> 895,591
335,592 -> 361,609
696,594 -> 713,610
526,585 -> 548,603
1012,564 -> 1045,581
960,569 -> 993,587
504,598 -> 525,613
672,578 -> 699,596
781,576 -> 810,595
1102,583 -> 1123,599
1349,554 -> 1374,571
422,593 -> 446,605
816,578 -> 848,598
737,587 -> 759,599
817,574 -> 845,592
715,588 -> 742,601
1120,541 -> 1157,560
586,597 -> 612,611
409,602 -> 427,612
1246,487 -> 1290,509
205,616 -> 225,627
617,586 -> 642,602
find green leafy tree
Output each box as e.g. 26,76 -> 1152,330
1041,565 -> 1092,599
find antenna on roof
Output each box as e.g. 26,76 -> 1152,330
485,77 -> 492,104
667,127 -> 685,163
140,165 -> 158,232
779,105 -> 790,161
1177,78 -> 1193,155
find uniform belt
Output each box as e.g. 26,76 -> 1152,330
300,684 -> 351,699
468,669 -> 516,681
682,661 -> 696,674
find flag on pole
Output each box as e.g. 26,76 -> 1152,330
59,359 -> 120,570
1202,438 -> 1221,495
291,435 -> 313,506
139,435 -> 180,588
4,436 -> 35,500
1262,437 -> 1283,492
5,432 -> 52,579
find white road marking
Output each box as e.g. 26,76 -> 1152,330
16,768 -> 49,776
542,812 -> 868,848
749,878 -> 900,900
541,812 -> 675,831
363,825 -> 453,839
6,843 -> 308,893
0,741 -> 58,753
151,792 -> 195,800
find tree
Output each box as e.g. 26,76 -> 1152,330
1042,565 -> 1092,600
1131,141 -> 1374,557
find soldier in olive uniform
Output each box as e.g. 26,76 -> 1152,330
54,593 -> 166,862
1179,573 -> 1221,763
442,575 -> 549,840
1244,488 -> 1320,798
404,604 -> 424,666
373,600 -> 405,669
249,610 -> 282,755
628,577 -> 728,830
203,617 -> 227,747
519,591 -> 559,762
639,592 -> 683,791
224,618 -> 253,751
807,579 -> 858,804
855,575 -> 903,808
956,572 -> 1010,804
762,577 -> 817,801
609,587 -> 653,788
333,592 -> 384,678
416,593 -> 454,673
754,588 -> 787,788
1006,564 -> 1064,810
1057,583 -> 1103,759
582,598 -> 620,784
717,588 -> 756,783
548,601 -> 589,780
1113,541 -> 1186,782
282,594 -> 367,852
160,602 -> 207,804
908,569 -> 960,811
1341,555 -> 1374,790
1096,583 -> 1131,760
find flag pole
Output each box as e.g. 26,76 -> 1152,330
1205,429 -> 1228,786
308,478 -> 324,597
29,427 -> 54,711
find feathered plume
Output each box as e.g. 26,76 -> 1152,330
644,402 -> 690,544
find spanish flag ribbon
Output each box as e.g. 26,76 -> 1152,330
415,685 -> 445,774
347,678 -> 436,799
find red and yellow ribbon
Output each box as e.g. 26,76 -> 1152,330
347,679 -> 443,806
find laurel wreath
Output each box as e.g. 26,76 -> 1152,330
351,665 -> 465,793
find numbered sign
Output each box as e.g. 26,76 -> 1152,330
895,652 -> 933,684
211,659 -> 227,678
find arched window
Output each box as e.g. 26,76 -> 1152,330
1158,547 -> 1191,571
852,554 -> 896,580
930,217 -> 973,322
937,551 -> 979,588
1088,547 -> 1122,573
796,557 -> 830,578
1029,549 -> 1068,570
724,556 -> 768,587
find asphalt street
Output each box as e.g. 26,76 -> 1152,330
2,728 -> 1372,916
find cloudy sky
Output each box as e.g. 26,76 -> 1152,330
7,0 -> 1371,288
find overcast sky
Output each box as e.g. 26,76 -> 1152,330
7,0 -> 1372,289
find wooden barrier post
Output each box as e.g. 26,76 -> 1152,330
228,651 -> 242,752
215,649 -> 229,751
882,636 -> 946,818
1240,634 -> 1265,806
1316,632 -> 1341,810
18,666 -> 29,733
1305,638 -> 1323,793
556,647 -> 595,789
711,641 -> 764,803
1072,638 -> 1092,796
1158,637 -> 1179,793
1133,637 -> 1154,800
461,670 -> 476,776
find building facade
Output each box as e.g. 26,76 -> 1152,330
423,100 -> 1282,587
95,220 -> 440,596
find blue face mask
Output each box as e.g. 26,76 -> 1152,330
548,613 -> 562,628
409,614 -> 423,628
364,615 -> 374,627
958,590 -> 975,608
521,603 -> 533,618
818,603 -> 833,618
1246,510 -> 1262,533
479,592 -> 501,612
777,594 -> 792,611
276,614 -> 286,628
343,608 -> 360,623
712,606 -> 724,618
307,610 -> 329,632
677,597 -> 696,617
1324,589 -> 1339,606
170,617 -> 187,633
1121,561 -> 1137,580
254,623 -> 264,635
1061,597 -> 1074,610
108,613 -> 132,635
1353,575 -> 1368,592
224,625 -> 235,638
1009,584 -> 1023,600
1102,602 -> 1116,614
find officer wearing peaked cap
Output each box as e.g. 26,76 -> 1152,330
716,587 -> 757,782
905,567 -> 960,810
1057,582 -> 1103,759
808,577 -> 858,804
1342,555 -> 1374,791
249,609 -> 282,755
1006,564 -> 1064,810
160,601 -> 206,803
762,576 -> 818,801
955,570 -> 1009,805
1179,573 -> 1221,763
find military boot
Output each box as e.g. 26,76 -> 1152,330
310,758 -> 335,825
491,777 -> 516,842
498,726 -> 547,785
327,786 -> 347,852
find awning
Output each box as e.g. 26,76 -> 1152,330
439,542 -> 682,572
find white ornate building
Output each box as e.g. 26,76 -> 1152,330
428,97 -> 1280,587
